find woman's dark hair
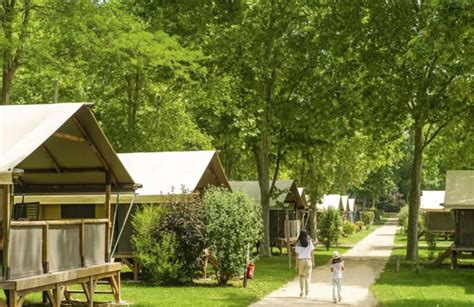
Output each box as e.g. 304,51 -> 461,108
332,257 -> 342,264
297,230 -> 309,248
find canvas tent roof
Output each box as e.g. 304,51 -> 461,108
347,198 -> 355,212
298,187 -> 309,208
341,195 -> 349,212
444,170 -> 474,209
119,150 -> 230,196
0,103 -> 135,193
16,150 -> 229,204
229,180 -> 306,210
319,194 -> 343,210
421,190 -> 447,212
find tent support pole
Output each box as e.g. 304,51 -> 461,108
110,192 -> 120,253
111,193 -> 136,257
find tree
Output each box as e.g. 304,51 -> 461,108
360,1 -> 473,260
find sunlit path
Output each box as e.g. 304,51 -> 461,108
251,218 -> 399,306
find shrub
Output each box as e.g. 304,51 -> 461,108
132,194 -> 206,284
355,221 -> 364,232
398,205 -> 425,234
361,211 -> 375,228
342,220 -> 356,237
318,208 -> 343,250
203,187 -> 262,285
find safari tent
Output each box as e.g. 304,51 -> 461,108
420,190 -> 454,234
0,103 -> 137,306
346,198 -> 356,222
229,180 -> 308,249
319,194 -> 344,211
442,170 -> 474,268
19,150 -> 230,280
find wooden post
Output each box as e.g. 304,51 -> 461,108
285,206 -> 291,269
88,276 -> 94,307
105,172 -> 111,262
53,80 -> 59,103
80,221 -> 85,267
42,222 -> 49,273
2,185 -> 11,280
243,244 -> 250,288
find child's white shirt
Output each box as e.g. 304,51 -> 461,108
331,261 -> 344,279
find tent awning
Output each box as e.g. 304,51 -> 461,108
0,103 -> 136,193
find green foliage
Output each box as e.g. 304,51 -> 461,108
318,208 -> 343,250
342,220 -> 356,237
132,194 -> 206,285
355,221 -> 364,232
203,187 -> 262,285
361,211 -> 375,228
398,206 -> 425,235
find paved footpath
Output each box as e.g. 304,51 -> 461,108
252,218 -> 398,306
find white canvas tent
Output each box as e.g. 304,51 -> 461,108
319,194 -> 343,211
444,170 -> 474,210
0,103 -> 135,304
341,195 -> 349,212
421,191 -> 446,212
347,198 -> 355,212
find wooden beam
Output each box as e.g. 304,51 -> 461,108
22,167 -> 106,174
71,117 -> 118,185
80,221 -> 85,267
105,172 -> 112,263
41,145 -> 62,173
2,185 -> 11,280
52,132 -> 86,143
12,218 -> 108,227
14,183 -> 137,194
42,223 -> 49,273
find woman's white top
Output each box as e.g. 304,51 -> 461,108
331,261 -> 344,278
295,240 -> 314,259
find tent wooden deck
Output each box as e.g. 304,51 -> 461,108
0,103 -> 138,306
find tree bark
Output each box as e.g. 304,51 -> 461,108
1,0 -> 31,105
254,145 -> 271,256
406,121 -> 424,260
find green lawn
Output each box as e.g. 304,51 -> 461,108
371,232 -> 474,307
338,224 -> 381,246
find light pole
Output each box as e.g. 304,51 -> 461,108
283,202 -> 291,269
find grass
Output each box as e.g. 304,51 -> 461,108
371,232 -> 474,307
338,224 -> 381,246
1,225 -> 379,306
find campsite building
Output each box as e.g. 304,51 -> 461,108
443,170 -> 474,268
0,103 -> 137,306
229,180 -> 308,250
420,190 -> 454,235
19,150 -> 230,280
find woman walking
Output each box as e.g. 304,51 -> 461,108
294,230 -> 315,298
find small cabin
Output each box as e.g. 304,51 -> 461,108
443,170 -> 474,268
19,150 -> 230,280
0,103 -> 137,306
420,190 -> 454,234
229,180 -> 308,249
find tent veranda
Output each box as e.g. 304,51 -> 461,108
0,103 -> 137,305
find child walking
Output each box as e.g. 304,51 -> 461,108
295,230 -> 315,298
331,251 -> 344,303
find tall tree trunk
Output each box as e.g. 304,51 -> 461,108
406,121 -> 424,260
254,145 -> 271,256
255,0 -> 275,257
1,0 -> 31,105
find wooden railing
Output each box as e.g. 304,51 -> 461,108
284,220 -> 301,241
7,219 -> 107,279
